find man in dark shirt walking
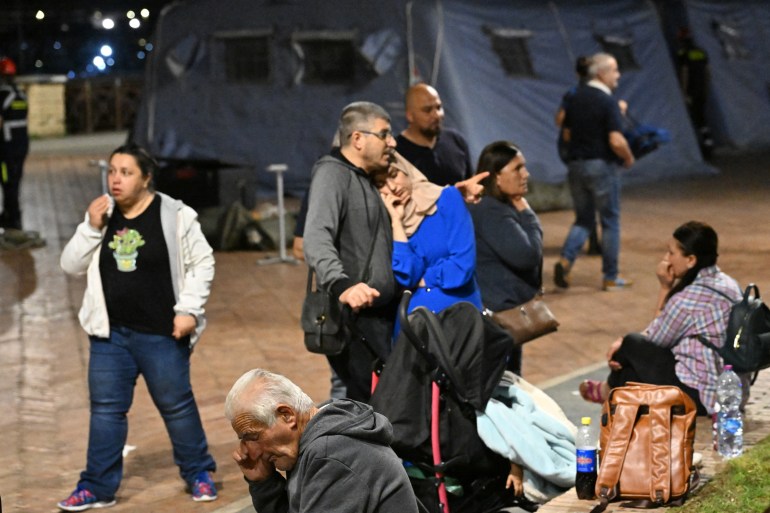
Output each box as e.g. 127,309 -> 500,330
554,53 -> 634,291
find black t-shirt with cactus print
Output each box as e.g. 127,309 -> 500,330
100,194 -> 176,336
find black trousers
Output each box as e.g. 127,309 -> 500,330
327,301 -> 396,402
1,152 -> 26,229
607,332 -> 708,415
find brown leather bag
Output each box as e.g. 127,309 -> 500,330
491,292 -> 559,345
589,383 -> 698,512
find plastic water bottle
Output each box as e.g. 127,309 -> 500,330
715,365 -> 743,459
575,416 -> 597,499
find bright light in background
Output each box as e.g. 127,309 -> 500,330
17,4 -> 157,75
93,56 -> 106,71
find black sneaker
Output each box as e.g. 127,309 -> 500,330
554,261 -> 570,288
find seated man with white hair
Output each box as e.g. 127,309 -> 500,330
225,368 -> 420,513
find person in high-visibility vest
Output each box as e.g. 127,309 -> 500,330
0,57 -> 29,230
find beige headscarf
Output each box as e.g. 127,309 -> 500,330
389,152 -> 443,237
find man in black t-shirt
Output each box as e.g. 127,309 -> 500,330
395,83 -> 473,186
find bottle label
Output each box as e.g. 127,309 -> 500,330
576,448 -> 596,473
722,417 -> 742,434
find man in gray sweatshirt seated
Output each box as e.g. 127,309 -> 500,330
225,368 -> 419,513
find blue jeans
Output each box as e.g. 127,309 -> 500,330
560,159 -> 621,281
78,326 -> 215,500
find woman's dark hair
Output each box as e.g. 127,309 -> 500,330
666,220 -> 719,302
575,55 -> 591,79
109,143 -> 159,188
475,140 -> 521,202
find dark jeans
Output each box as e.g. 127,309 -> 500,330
607,333 -> 708,415
561,159 -> 621,280
79,326 -> 216,500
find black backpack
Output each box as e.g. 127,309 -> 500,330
698,283 -> 770,377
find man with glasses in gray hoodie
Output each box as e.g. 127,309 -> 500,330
303,101 -> 398,402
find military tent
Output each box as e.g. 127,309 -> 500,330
132,0 -> 713,202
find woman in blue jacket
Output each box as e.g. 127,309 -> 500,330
377,153 -> 482,319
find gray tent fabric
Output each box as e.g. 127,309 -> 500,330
682,0 -> 770,149
132,0 -> 713,197
408,0 -> 712,185
134,0 -> 409,197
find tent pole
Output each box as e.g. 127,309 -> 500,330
550,1 -> 576,64
257,164 -> 298,266
89,159 -> 109,195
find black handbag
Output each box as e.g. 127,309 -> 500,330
301,202 -> 381,355
301,269 -> 348,355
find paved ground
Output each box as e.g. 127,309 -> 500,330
1,132 -> 769,512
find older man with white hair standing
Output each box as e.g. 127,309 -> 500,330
554,52 -> 635,292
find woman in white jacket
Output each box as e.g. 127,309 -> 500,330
58,144 -> 218,511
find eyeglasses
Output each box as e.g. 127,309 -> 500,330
357,129 -> 394,142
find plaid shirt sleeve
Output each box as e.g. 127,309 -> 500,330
643,268 -> 740,414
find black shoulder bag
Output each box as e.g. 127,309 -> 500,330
301,204 -> 381,355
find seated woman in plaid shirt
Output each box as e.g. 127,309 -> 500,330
579,221 -> 741,415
